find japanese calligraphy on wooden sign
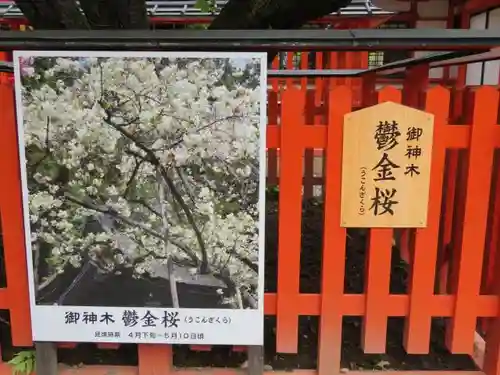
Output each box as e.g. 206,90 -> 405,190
340,101 -> 434,228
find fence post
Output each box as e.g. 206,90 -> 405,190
0,62 -> 32,347
138,344 -> 173,375
399,64 -> 430,265
317,85 -> 351,375
446,86 -> 499,353
403,86 -> 450,353
267,90 -> 279,187
483,154 -> 500,375
247,346 -> 264,375
276,88 -> 305,353
35,343 -> 57,375
361,86 -> 401,354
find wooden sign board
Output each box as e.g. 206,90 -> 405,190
340,101 -> 434,228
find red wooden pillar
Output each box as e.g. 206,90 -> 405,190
0,51 -> 33,346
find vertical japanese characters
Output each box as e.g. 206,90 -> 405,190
405,126 -> 424,177
368,121 -> 425,217
341,101 -> 434,228
370,120 -> 401,216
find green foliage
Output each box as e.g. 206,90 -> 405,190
21,57 -> 86,102
266,186 -> 280,200
8,351 -> 35,375
195,0 -> 217,13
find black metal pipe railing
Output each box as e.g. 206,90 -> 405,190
0,29 -> 499,51
0,50 -> 486,77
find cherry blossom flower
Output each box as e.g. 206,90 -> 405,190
19,55 -> 263,308
19,56 -> 35,77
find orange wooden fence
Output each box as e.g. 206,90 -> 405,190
0,52 -> 500,375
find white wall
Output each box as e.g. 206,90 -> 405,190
414,20 -> 448,78
370,0 -> 410,13
371,0 -> 449,16
466,8 -> 500,86
417,0 -> 449,18
371,0 -> 500,85
414,0 -> 449,79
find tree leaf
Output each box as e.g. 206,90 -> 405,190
195,0 -> 211,13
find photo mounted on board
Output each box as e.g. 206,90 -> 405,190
13,51 -> 267,345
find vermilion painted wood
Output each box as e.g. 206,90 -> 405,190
362,74 -> 377,107
483,158 -> 500,313
478,151 -> 500,335
446,87 -> 499,354
138,344 -> 172,375
0,62 -> 32,347
96,343 -> 121,350
317,86 -> 351,375
483,187 -> 500,375
3,78 -> 500,372
276,89 -> 304,353
444,89 -> 474,304
303,83 -> 316,199
266,123 -> 497,150
399,64 -> 430,266
271,288 -> 500,316
188,345 -> 246,352
403,86 -> 450,353
361,87 -> 400,354
446,150 -> 468,302
303,51 -> 315,200
438,149 -> 458,293
190,345 -> 212,351
0,366 -> 486,375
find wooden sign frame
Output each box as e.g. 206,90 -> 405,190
340,101 -> 434,228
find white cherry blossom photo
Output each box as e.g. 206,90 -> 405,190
13,51 -> 266,343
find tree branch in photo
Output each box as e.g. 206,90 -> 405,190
174,166 -> 197,206
30,117 -> 52,171
167,258 -> 180,308
37,261 -> 66,292
156,169 -> 171,276
129,198 -> 161,218
165,115 -> 245,151
157,166 -> 210,274
123,157 -> 144,198
56,260 -> 92,304
32,241 -> 41,289
101,111 -> 210,274
23,57 -> 262,308
62,193 -> 201,264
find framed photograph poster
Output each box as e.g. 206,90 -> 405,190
13,51 -> 267,345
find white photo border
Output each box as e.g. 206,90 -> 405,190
13,50 -> 268,345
